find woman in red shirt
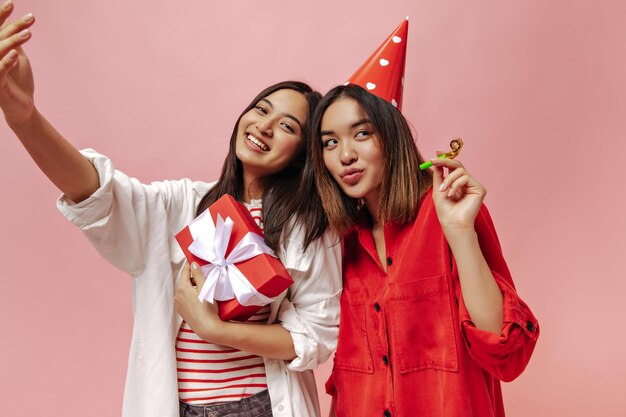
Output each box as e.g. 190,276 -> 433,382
310,84 -> 539,417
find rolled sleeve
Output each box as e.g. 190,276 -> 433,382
278,227 -> 343,372
56,149 -> 151,275
57,149 -> 116,226
279,290 -> 342,371
459,271 -> 539,381
56,149 -> 211,276
454,205 -> 539,382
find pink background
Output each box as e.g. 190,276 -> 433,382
1,0 -> 625,415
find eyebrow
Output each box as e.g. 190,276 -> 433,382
320,118 -> 372,136
260,98 -> 304,131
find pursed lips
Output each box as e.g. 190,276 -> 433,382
340,167 -> 364,185
340,167 -> 363,178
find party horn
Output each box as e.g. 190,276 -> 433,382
419,138 -> 464,170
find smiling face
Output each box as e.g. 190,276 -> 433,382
321,97 -> 385,210
235,89 -> 309,183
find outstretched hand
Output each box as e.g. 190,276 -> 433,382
430,155 -> 486,233
0,1 -> 35,124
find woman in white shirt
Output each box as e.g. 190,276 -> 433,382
0,6 -> 341,417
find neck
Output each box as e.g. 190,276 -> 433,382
242,170 -> 265,203
364,190 -> 382,229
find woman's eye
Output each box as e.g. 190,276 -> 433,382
281,122 -> 295,133
255,105 -> 267,114
323,138 -> 338,148
355,130 -> 370,138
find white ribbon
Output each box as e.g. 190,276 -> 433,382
187,209 -> 278,307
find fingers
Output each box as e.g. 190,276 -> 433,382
0,0 -> 35,55
178,261 -> 207,291
437,171 -> 470,199
446,174 -> 470,199
0,46 -> 18,77
429,155 -> 464,170
1,7 -> 34,37
429,156 -> 485,199
430,153 -> 461,193
430,163 -> 444,190
190,262 -> 206,290
178,261 -> 192,287
0,1 -> 14,28
438,165 -> 466,193
0,14 -> 34,57
437,166 -> 486,199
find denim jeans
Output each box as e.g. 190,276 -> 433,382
179,390 -> 273,417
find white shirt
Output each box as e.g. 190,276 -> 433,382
57,149 -> 342,417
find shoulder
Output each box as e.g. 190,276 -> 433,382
279,217 -> 340,273
79,148 -> 215,196
150,178 -> 215,204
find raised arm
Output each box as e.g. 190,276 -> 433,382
430,157 -> 504,333
431,156 -> 539,380
0,3 -> 99,203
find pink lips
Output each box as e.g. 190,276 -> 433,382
340,168 -> 364,186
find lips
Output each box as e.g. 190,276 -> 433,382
340,168 -> 364,186
246,133 -> 269,152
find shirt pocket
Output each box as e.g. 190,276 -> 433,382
387,273 -> 459,374
333,288 -> 374,373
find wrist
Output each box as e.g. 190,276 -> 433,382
441,221 -> 475,235
7,106 -> 40,132
443,226 -> 478,249
198,315 -> 232,345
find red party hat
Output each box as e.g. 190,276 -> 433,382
346,17 -> 408,110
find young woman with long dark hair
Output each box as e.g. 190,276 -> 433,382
0,6 -> 341,417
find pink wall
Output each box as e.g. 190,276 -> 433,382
1,0 -> 624,415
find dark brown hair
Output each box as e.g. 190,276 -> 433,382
310,84 -> 433,234
196,81 -> 326,252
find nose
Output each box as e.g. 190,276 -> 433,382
339,141 -> 357,165
256,119 -> 273,136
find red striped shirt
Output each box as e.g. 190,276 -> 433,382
177,199 -> 270,405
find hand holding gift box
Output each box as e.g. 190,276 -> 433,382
176,194 -> 293,322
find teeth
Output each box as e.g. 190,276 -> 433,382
247,134 -> 269,151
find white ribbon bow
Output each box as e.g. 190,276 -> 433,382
187,209 -> 277,306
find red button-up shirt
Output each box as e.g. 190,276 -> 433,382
327,191 -> 539,417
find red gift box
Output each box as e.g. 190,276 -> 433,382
175,194 -> 293,322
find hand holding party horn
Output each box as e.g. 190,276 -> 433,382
419,138 -> 464,170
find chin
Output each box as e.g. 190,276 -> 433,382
341,187 -> 366,200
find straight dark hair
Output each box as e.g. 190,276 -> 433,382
310,84 -> 433,234
196,81 -> 327,252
